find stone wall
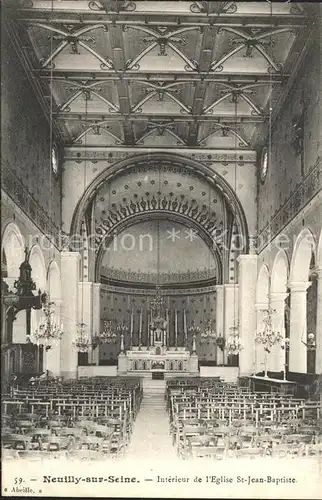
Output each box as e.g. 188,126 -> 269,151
1,26 -> 61,239
257,37 -> 322,252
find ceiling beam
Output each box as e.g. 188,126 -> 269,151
38,74 -> 286,83
108,23 -> 134,145
55,114 -> 266,123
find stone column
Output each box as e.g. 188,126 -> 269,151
60,252 -> 80,380
255,302 -> 267,374
92,283 -> 101,365
237,255 -> 258,376
269,292 -> 289,373
289,281 -> 310,374
223,284 -> 238,365
315,269 -> 322,375
216,285 -> 224,364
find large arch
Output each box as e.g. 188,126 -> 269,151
95,211 -> 222,283
29,245 -> 46,291
317,227 -> 322,270
1,222 -> 25,279
271,250 -> 289,294
47,260 -> 61,301
256,264 -> 270,305
290,228 -> 316,283
70,153 -> 249,252
289,229 -> 317,374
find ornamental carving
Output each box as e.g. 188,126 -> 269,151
100,284 -> 217,296
258,157 -> 321,251
101,267 -> 217,284
94,194 -> 230,254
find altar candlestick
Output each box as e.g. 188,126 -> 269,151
175,309 -> 178,347
183,309 -> 187,346
130,309 -> 133,347
147,311 -> 150,347
166,309 -> 169,347
139,309 -> 142,345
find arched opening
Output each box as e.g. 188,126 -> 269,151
289,229 -> 317,376
1,222 -> 25,281
271,250 -> 290,376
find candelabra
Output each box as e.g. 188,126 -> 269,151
226,324 -> 243,356
73,322 -> 92,353
281,337 -> 290,380
116,322 -> 129,353
188,321 -> 200,354
301,332 -> 316,351
32,298 -> 64,351
255,306 -> 283,378
97,319 -> 117,344
200,319 -> 217,338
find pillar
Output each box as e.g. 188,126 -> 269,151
60,252 -> 80,379
315,269 -> 322,374
289,281 -> 310,374
238,255 -> 258,376
269,292 -> 288,373
92,283 -> 101,365
223,284 -> 238,365
216,285 -> 224,364
255,302 -> 267,374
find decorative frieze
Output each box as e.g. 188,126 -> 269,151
64,148 -> 256,165
258,156 -> 322,251
1,162 -> 60,242
100,284 -> 217,296
101,266 -> 217,285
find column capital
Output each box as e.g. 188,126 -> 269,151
255,302 -> 268,311
61,251 -> 81,261
223,283 -> 238,290
269,292 -> 289,303
237,254 -> 258,264
288,281 -> 311,293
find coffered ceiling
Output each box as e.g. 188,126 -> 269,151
4,1 -> 317,153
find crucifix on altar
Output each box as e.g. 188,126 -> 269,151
149,286 -> 168,347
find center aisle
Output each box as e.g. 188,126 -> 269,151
126,379 -> 177,460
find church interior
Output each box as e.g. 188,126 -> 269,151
1,0 -> 322,462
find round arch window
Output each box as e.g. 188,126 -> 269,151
260,146 -> 268,183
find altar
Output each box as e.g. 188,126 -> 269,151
117,286 -> 199,376
118,344 -> 198,375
